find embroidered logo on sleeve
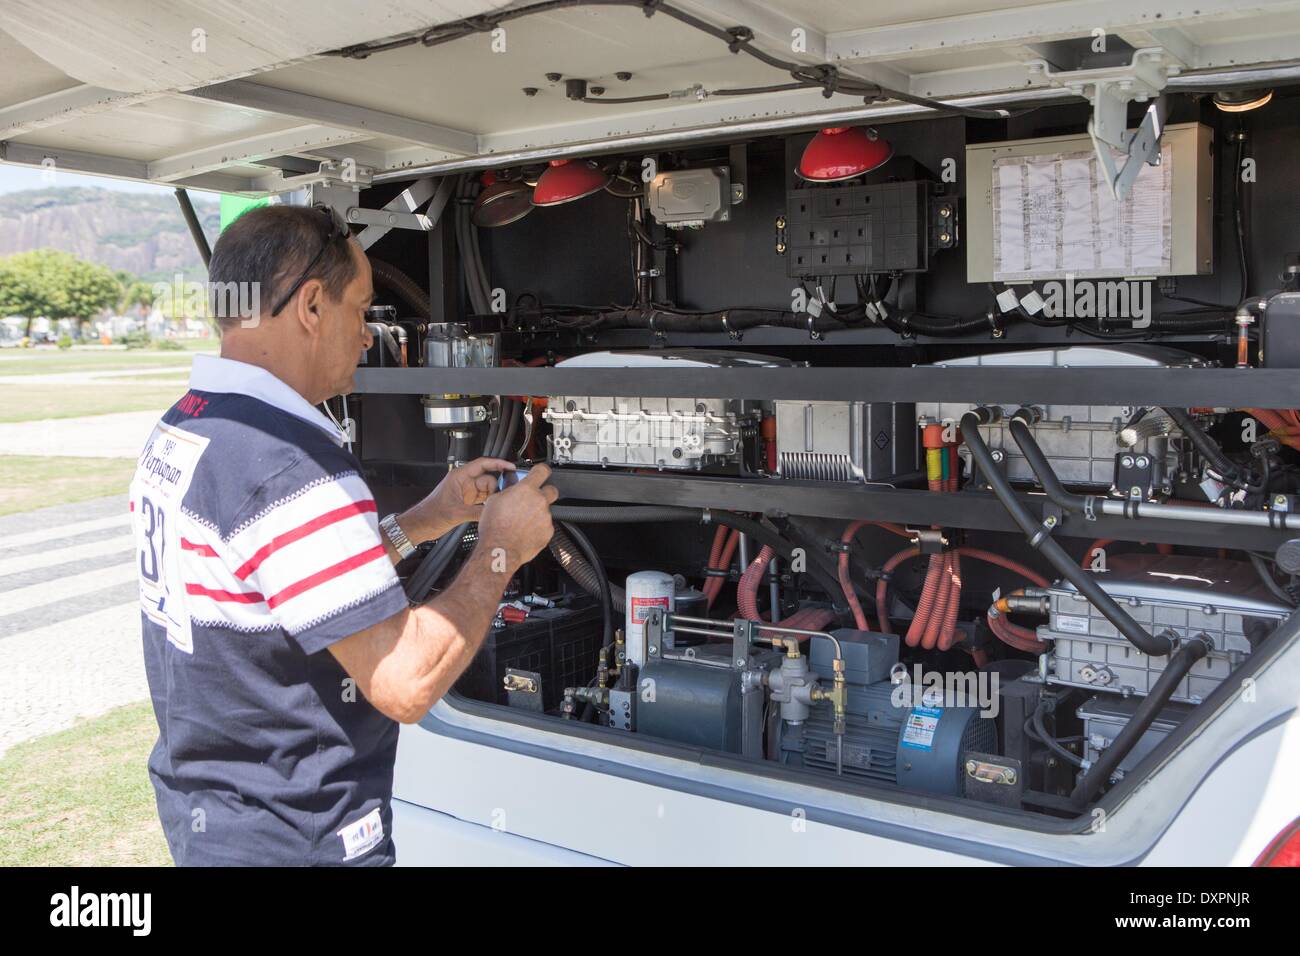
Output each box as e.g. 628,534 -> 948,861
337,807 -> 384,861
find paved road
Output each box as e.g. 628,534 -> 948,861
0,410 -> 163,458
0,494 -> 150,758
0,367 -> 189,387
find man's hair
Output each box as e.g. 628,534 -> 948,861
207,205 -> 358,327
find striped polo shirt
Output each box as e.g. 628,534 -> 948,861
130,354 -> 408,865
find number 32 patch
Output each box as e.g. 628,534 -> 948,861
130,422 -> 210,654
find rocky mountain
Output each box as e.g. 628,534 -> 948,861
0,187 -> 219,282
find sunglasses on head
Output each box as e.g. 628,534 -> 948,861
269,203 -> 352,317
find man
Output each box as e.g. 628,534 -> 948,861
130,204 -> 556,866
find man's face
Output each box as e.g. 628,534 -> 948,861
319,242 -> 374,398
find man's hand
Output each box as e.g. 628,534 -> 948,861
331,464 -> 559,723
398,457 -> 515,544
476,464 -> 558,573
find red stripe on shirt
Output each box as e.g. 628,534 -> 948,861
265,544 -> 388,610
234,499 -> 377,580
180,538 -> 219,557
185,582 -> 266,604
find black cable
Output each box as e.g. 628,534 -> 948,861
1249,552 -> 1297,607
325,0 -> 1049,120
549,505 -> 848,612
1069,635 -> 1213,807
582,92 -> 671,104
962,412 -> 1173,658
558,521 -> 613,650
1161,406 -> 1251,488
1161,292 -> 1234,310
1006,418 -> 1093,515
368,257 -> 433,319
1234,128 -> 1252,304
404,399 -> 521,603
1026,701 -> 1084,768
404,525 -> 469,603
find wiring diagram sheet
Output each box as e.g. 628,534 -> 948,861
992,144 -> 1172,281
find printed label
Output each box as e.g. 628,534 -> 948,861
130,422 -> 210,654
1055,614 -> 1091,634
337,807 -> 384,861
631,595 -> 670,623
901,706 -> 942,751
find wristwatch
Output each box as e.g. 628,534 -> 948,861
380,513 -> 416,559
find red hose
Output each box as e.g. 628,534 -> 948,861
954,548 -> 1050,588
737,546 -> 774,622
838,551 -> 869,631
1244,408 -> 1300,450
987,607 -> 1048,653
714,530 -> 740,603
836,520 -> 910,630
705,525 -> 726,571
876,546 -> 920,636
938,551 -> 963,650
922,553 -> 952,650
775,607 -> 836,632
1080,538 -> 1173,570
702,525 -> 727,605
906,553 -> 944,647
703,528 -> 741,607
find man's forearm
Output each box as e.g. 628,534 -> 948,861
406,544 -> 516,709
405,509 -> 459,546
383,511 -> 461,566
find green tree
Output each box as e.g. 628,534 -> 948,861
0,257 -> 43,336
118,278 -> 156,316
0,249 -> 122,338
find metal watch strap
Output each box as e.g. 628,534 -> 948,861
380,513 -> 416,559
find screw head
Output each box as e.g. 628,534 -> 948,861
616,71 -> 633,81
522,87 -> 538,96
545,72 -> 562,82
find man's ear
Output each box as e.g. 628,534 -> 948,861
294,278 -> 326,338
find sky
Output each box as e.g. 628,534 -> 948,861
0,162 -> 217,198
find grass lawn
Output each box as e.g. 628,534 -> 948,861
110,370 -> 194,384
0,342 -> 214,377
0,702 -> 170,866
0,384 -> 184,422
0,455 -> 137,515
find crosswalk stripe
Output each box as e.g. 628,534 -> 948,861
0,562 -> 139,616
0,580 -> 141,640
0,533 -> 135,576
0,514 -> 130,552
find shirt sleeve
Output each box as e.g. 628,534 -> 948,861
224,452 -> 408,654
